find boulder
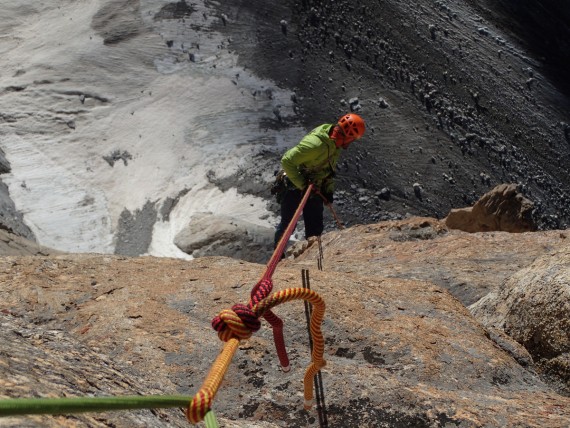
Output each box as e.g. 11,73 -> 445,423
174,212 -> 274,263
0,182 -> 36,241
444,183 -> 536,233
470,242 -> 570,393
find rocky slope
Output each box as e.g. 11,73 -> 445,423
1,216 -> 569,427
212,0 -> 570,230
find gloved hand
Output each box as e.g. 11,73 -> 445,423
322,191 -> 334,204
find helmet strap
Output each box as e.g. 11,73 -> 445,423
331,125 -> 347,148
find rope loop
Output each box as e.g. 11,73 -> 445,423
211,304 -> 261,341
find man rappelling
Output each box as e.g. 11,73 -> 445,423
273,113 -> 366,257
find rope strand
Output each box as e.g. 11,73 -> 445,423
186,338 -> 240,423
0,395 -> 192,417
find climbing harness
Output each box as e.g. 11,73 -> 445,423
270,169 -> 288,203
0,184 -> 336,426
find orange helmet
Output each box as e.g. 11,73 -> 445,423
338,113 -> 365,140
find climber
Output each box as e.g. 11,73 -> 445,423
273,113 -> 366,256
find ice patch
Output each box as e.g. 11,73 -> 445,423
0,0 -> 304,257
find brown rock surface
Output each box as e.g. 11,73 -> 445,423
471,242 -> 570,393
0,313 -> 185,428
444,184 -> 536,233
289,217 -> 562,306
1,218 -> 570,427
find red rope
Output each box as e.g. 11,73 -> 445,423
265,184 -> 314,280
196,184 -> 324,424
244,278 -> 289,369
242,184 -> 315,370
212,185 -> 314,372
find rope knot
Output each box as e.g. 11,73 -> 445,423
211,304 -> 261,341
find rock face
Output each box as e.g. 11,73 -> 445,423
0,182 -> 36,241
0,229 -> 59,256
1,218 -> 570,427
290,216 -> 570,396
0,313 -> 182,428
471,243 -> 570,393
444,184 -> 536,233
289,217 -> 562,306
220,0 -> 570,230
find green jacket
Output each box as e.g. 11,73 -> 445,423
281,124 -> 340,193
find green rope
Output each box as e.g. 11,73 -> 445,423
0,395 -> 191,417
0,396 -> 223,426
204,410 -> 219,428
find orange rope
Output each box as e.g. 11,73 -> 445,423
253,288 -> 326,410
187,186 -> 327,423
186,287 -> 326,423
185,338 -> 239,423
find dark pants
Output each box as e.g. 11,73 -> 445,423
274,188 -> 324,250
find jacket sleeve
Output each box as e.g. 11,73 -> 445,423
281,140 -> 318,190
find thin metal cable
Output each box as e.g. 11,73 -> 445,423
317,236 -> 324,271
